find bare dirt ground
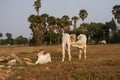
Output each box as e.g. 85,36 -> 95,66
0,44 -> 120,80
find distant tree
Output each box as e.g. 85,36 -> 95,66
15,35 -> 28,45
0,33 -> 3,45
112,5 -> 120,24
6,33 -> 12,38
61,15 -> 72,32
47,16 -> 56,30
41,13 -> 49,29
28,15 -> 42,44
103,19 -> 117,42
0,33 -> 3,38
47,16 -> 56,44
72,16 -> 79,31
108,18 -> 117,31
79,9 -> 88,33
62,15 -> 70,20
6,33 -> 12,45
89,23 -> 104,43
40,13 -> 49,42
56,18 -> 63,44
79,9 -> 88,24
33,0 -> 41,15
28,0 -> 42,45
110,32 -> 120,43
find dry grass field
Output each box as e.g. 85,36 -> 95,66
0,44 -> 120,80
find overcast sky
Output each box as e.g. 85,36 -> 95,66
0,0 -> 119,38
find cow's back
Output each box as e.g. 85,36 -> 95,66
62,33 -> 71,45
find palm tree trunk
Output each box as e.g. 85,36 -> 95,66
37,10 -> 39,16
74,21 -> 76,30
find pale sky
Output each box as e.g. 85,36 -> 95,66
0,0 -> 119,38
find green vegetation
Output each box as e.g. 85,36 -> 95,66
112,5 -> 120,24
0,34 -> 28,45
27,0 -> 120,45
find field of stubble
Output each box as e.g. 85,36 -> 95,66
0,44 -> 120,80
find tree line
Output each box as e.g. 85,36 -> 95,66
28,0 -> 120,45
0,33 -> 28,45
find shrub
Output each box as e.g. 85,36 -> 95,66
110,32 -> 120,43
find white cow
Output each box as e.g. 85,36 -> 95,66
101,40 -> 107,44
35,50 -> 51,64
62,33 -> 87,62
62,33 -> 71,62
71,34 -> 87,59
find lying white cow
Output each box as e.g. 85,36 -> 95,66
62,33 -> 87,62
101,40 -> 107,44
35,50 -> 51,64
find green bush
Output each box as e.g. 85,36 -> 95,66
15,36 -> 28,45
110,32 -> 120,43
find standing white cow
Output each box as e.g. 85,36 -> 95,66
62,33 -> 87,62
71,34 -> 87,59
62,33 -> 71,62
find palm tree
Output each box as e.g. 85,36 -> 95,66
56,18 -> 63,44
62,15 -> 70,20
0,33 -> 2,45
0,33 -> 2,38
79,9 -> 88,33
112,5 -> 120,24
61,15 -> 72,32
108,18 -> 117,31
47,16 -> 56,31
72,16 -> 79,31
28,15 -> 42,44
40,13 -> 49,42
6,33 -> 12,45
56,18 -> 63,33
28,0 -> 43,45
33,0 -> 41,15
41,13 -> 49,28
47,16 -> 56,44
79,9 -> 88,23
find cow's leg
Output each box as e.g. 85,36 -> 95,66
83,47 -> 86,59
68,44 -> 72,61
62,44 -> 65,62
79,48 -> 82,59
